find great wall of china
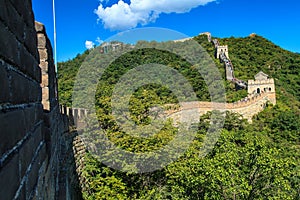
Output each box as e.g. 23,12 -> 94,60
0,1 -> 276,199
165,32 -> 276,123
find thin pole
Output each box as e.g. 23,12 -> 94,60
52,0 -> 58,74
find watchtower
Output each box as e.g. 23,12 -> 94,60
247,71 -> 276,104
216,45 -> 229,59
200,32 -> 211,42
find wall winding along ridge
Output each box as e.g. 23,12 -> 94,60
166,92 -> 276,123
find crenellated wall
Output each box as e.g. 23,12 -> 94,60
36,21 -> 58,111
166,92 -> 276,123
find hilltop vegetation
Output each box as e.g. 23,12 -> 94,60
194,34 -> 300,105
58,34 -> 300,199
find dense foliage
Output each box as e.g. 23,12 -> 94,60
58,35 -> 300,199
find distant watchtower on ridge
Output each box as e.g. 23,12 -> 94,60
200,32 -> 212,42
216,45 -> 229,59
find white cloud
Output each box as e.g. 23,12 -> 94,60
95,0 -> 217,31
85,40 -> 95,49
96,37 -> 104,45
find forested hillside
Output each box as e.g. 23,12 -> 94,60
58,34 -> 300,199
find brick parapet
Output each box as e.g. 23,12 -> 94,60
0,1 -> 78,199
166,92 -> 276,122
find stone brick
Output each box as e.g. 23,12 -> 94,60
9,70 -> 29,104
35,103 -> 44,122
0,0 -> 9,25
19,45 -> 37,79
19,124 -> 44,178
38,49 -> 48,62
14,184 -> 26,200
42,101 -> 50,111
41,73 -> 49,87
26,143 -> 46,199
42,87 -> 49,101
43,111 -> 54,128
23,105 -> 42,133
0,21 -> 19,67
9,0 -> 34,28
37,33 -> 46,49
6,0 -> 24,42
35,21 -> 44,33
0,62 -> 10,103
0,153 -> 20,200
0,109 -> 26,157
40,61 -> 49,72
23,107 -> 36,133
28,81 -> 41,103
24,25 -> 38,59
33,160 -> 47,199
19,134 -> 35,178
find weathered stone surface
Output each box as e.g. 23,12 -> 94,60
9,70 -> 29,104
19,134 -> 35,178
0,109 -> 26,157
38,49 -> 48,62
0,62 -> 9,103
37,33 -> 46,49
26,143 -> 46,199
42,87 -> 49,102
0,154 -> 20,200
23,106 -> 38,133
35,21 -> 44,33
6,0 -> 24,42
0,2 -> 80,199
0,0 -> 9,25
0,21 -> 19,66
24,25 -> 38,58
9,0 -> 34,28
39,61 -> 48,71
19,45 -> 37,79
28,80 -> 41,103
41,73 -> 49,87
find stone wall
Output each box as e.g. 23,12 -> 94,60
36,21 -> 58,111
166,92 -> 276,123
0,0 -> 44,199
0,1 -> 81,199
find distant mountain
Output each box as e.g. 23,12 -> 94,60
194,34 -> 300,105
58,34 -> 300,108
57,34 -> 300,199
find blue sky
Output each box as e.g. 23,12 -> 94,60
32,0 -> 300,62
